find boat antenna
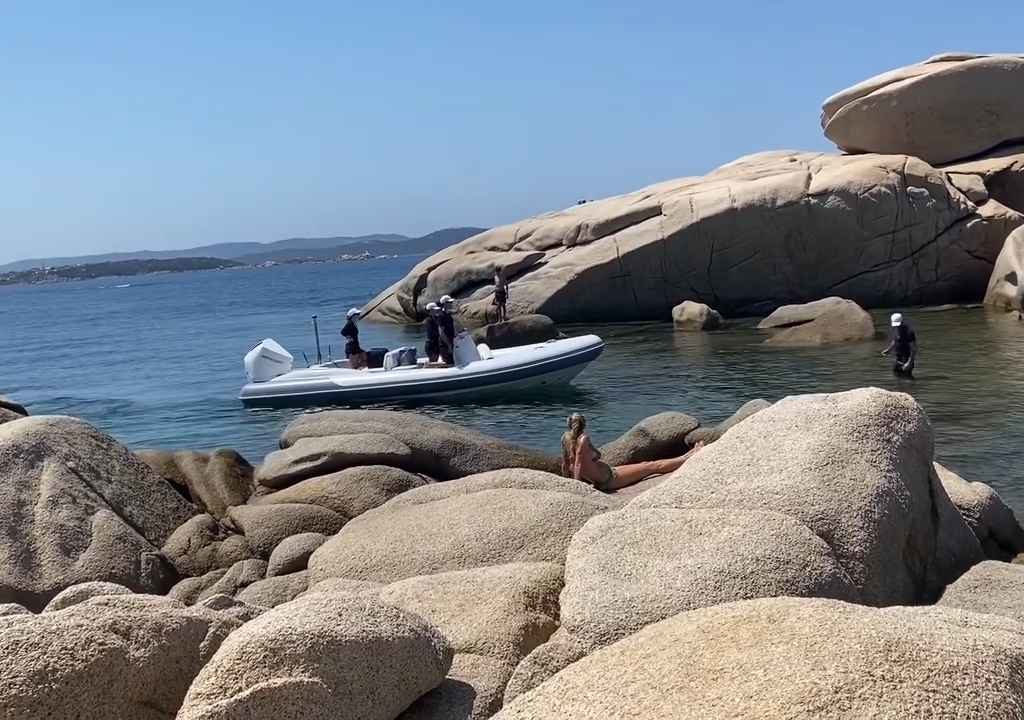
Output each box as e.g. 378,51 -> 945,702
312,314 -> 323,365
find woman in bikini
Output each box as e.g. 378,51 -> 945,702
560,413 -> 703,492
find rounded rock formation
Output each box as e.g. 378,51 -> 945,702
671,301 -> 722,331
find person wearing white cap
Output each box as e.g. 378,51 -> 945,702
341,308 -> 367,370
424,302 -> 442,363
881,312 -> 917,378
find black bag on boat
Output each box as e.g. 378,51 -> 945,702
366,347 -> 388,369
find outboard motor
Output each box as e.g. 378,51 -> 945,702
453,332 -> 482,367
244,339 -> 294,382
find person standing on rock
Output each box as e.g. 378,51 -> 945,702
341,308 -> 367,370
492,267 -> 509,323
882,312 -> 917,378
561,413 -> 703,492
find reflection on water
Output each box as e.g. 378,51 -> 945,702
2,260 -> 1023,511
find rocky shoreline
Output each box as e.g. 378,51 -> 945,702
3,384 -> 1024,718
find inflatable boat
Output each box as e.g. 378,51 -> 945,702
238,332 -> 604,408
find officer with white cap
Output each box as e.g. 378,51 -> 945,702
341,308 -> 367,369
881,312 -> 917,377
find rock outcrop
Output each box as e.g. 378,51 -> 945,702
226,503 -> 345,559
685,399 -> 772,446
822,54 -> 1024,164
281,410 -> 560,479
494,597 -> 1024,719
763,298 -> 875,346
757,296 -> 851,329
363,151 -> 1013,323
235,570 -> 310,608
598,411 -> 700,466
177,594 -> 452,720
256,434 -> 416,490
42,581 -> 133,612
161,513 -> 254,577
939,560 -> 1024,624
0,394 -> 28,425
936,462 -> 1024,560
984,226 -> 1024,311
136,448 -> 254,519
0,594 -> 239,720
266,532 -> 328,577
471,314 -> 559,348
671,301 -> 722,331
0,416 -> 194,609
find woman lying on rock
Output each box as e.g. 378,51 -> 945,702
561,413 -> 703,492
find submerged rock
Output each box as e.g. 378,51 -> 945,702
822,53 -> 1024,164
763,298 -> 875,346
364,151 -> 1007,323
671,301 -> 722,331
757,296 -> 849,329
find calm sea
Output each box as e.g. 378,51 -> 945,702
2,257 -> 1023,510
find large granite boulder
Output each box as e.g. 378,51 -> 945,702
757,296 -> 851,328
936,462 -> 1024,560
252,464 -> 429,520
235,570 -> 309,608
763,298 -> 875,346
630,388 -> 983,605
136,448 -> 254,519
822,54 -> 1024,164
266,532 -> 328,577
401,653 -> 514,720
470,314 -> 559,348
177,594 -> 452,720
381,468 -> 610,510
943,142 -> 1024,215
308,483 -> 608,586
984,226 -> 1024,311
256,433 -> 416,490
281,410 -> 560,479
494,597 -> 1024,719
169,569 -> 228,605
196,559 -> 268,604
363,151 -> 1005,323
671,301 -> 722,331
598,411 -> 700,466
685,398 -> 772,446
0,594 -> 239,720
0,394 -> 28,426
161,513 -> 254,577
939,560 -> 1024,624
226,503 -> 345,558
42,581 -> 132,612
0,416 -> 195,610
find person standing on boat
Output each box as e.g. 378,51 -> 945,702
341,308 -> 368,370
560,413 -> 704,492
438,295 -> 457,365
492,267 -> 509,323
424,302 -> 442,364
881,312 -> 917,378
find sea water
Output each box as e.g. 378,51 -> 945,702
2,258 -> 1023,510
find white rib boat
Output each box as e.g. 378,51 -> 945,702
238,332 -> 604,408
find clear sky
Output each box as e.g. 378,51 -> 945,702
2,2 -> 1021,264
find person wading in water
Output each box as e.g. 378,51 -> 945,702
560,413 -> 703,492
881,312 -> 917,378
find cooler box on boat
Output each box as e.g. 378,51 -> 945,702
366,347 -> 389,369
383,346 -> 417,370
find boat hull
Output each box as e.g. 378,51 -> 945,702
239,334 -> 603,408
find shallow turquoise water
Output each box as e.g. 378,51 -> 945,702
2,259 -> 1022,510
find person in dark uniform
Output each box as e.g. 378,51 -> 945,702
424,302 -> 442,363
341,308 -> 367,370
438,295 -> 457,365
492,267 -> 509,323
882,312 -> 917,378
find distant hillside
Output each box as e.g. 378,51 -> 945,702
0,257 -> 244,286
0,227 -> 484,272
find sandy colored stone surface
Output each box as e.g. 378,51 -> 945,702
631,388 -> 982,604
253,465 -> 428,519
685,398 -> 772,446
226,503 -> 345,558
0,394 -> 28,416
42,581 -> 132,612
363,151 -> 1003,324
560,507 -> 859,650
197,559 -> 268,604
0,415 -> 195,609
177,593 -> 452,720
281,410 -> 559,479
984,226 -> 1024,311
0,594 -> 238,720
162,513 -> 254,577
309,488 -> 608,585
939,560 -> 1024,624
943,142 -> 1024,214
503,629 -> 598,705
671,301 -> 722,330
380,468 -> 607,510
763,298 -> 875,346
235,570 -> 309,608
470,314 -> 559,348
197,593 -> 268,623
266,532 -> 327,577
822,54 -> 1024,164
137,448 -> 254,519
494,597 -> 1024,719
400,653 -> 515,720
598,411 -> 699,466
256,433 -> 415,490
757,296 -> 850,328
937,461 -> 1024,560
0,602 -> 31,617
169,568 -> 228,605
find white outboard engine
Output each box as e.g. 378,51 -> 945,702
453,331 -> 482,367
244,339 -> 294,382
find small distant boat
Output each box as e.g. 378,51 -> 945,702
238,332 -> 604,408
115,283 -> 132,288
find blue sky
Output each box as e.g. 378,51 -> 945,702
2,2 -> 1021,264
